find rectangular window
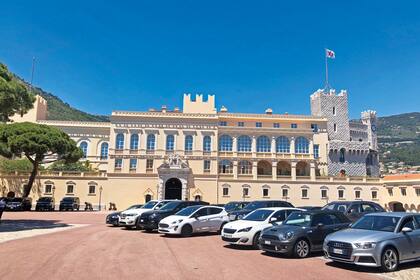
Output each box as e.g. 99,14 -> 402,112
146,159 -> 154,170
256,122 -> 262,128
313,145 -> 319,159
273,123 -> 280,128
416,188 -> 420,196
311,123 -> 318,132
388,188 -> 393,196
321,189 -> 328,199
223,187 -> 229,196
263,188 -> 269,197
219,121 -> 227,126
291,123 -> 297,129
89,185 -> 96,194
301,189 -> 308,198
371,191 -> 378,199
45,184 -> 52,194
334,123 -> 337,132
282,188 -> 288,198
67,185 -> 74,194
114,158 -> 123,169
203,160 -> 211,172
238,122 -> 244,127
333,106 -> 336,115
129,158 -> 137,170
338,189 -> 344,199
401,188 -> 407,196
243,188 -> 249,197
355,190 -> 361,199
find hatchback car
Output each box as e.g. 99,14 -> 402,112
322,201 -> 384,222
59,197 -> 80,211
223,201 -> 250,213
228,200 -> 294,221
5,197 -> 32,211
137,200 -> 209,231
119,200 -> 173,229
222,207 -> 303,248
35,197 -> 55,211
259,210 -> 350,258
324,212 -> 420,272
158,205 -> 229,237
106,204 -> 143,226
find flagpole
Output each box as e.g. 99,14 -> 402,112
325,49 -> 329,90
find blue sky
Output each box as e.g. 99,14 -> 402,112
0,1 -> 419,118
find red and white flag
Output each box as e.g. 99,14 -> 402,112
326,49 -> 335,59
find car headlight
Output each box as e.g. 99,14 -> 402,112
238,227 -> 252,233
353,242 -> 376,249
279,231 -> 294,240
171,219 -> 183,224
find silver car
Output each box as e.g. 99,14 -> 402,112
323,212 -> 420,272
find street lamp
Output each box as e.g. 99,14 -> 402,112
98,186 -> 103,211
52,186 -> 56,211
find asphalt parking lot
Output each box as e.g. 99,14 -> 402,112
0,212 -> 418,280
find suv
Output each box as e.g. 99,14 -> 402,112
223,201 -> 250,213
137,200 -> 209,231
5,197 -> 32,211
119,200 -> 173,229
59,197 -> 80,211
322,201 -> 384,222
228,200 -> 294,221
35,197 -> 55,211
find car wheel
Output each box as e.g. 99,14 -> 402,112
381,247 -> 399,272
293,239 -> 310,258
218,222 -> 227,234
134,220 -> 142,230
180,224 -> 193,237
252,232 -> 261,249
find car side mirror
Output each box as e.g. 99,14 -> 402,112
317,223 -> 324,228
269,217 -> 277,223
401,227 -> 413,233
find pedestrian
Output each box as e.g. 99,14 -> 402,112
0,197 -> 6,224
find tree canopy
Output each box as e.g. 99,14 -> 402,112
0,122 -> 83,196
0,63 -> 35,122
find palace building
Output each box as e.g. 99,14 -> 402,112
3,88 -> 396,210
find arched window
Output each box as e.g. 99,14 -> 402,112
166,135 -> 175,151
339,148 -> 346,163
295,137 -> 309,154
145,194 -> 152,203
237,135 -> 252,152
218,160 -> 233,174
203,136 -> 211,152
115,133 -> 124,150
276,136 -> 290,153
194,195 -> 202,201
219,135 -> 233,151
238,160 -> 252,174
185,135 -> 193,151
257,136 -> 271,152
79,141 -> 88,158
146,134 -> 155,150
100,142 -> 109,159
130,134 -> 139,150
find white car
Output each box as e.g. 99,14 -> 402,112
119,200 -> 173,229
158,205 -> 229,237
221,207 -> 304,248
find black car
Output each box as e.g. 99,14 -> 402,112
5,197 -> 32,211
223,201 -> 250,213
35,197 -> 55,211
259,210 -> 350,258
106,204 -> 143,226
59,197 -> 80,211
322,201 -> 384,222
228,200 -> 294,221
137,200 -> 209,231
299,206 -> 322,211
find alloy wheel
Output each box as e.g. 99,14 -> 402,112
383,249 -> 398,271
296,240 -> 309,258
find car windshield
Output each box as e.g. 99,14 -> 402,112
62,197 -> 74,201
224,202 -> 246,211
38,197 -> 51,202
243,201 -> 265,211
142,201 -> 159,209
351,215 -> 401,232
127,204 -> 142,210
284,212 -> 312,227
243,209 -> 274,221
159,201 -> 182,211
176,206 -> 202,216
322,202 -> 349,213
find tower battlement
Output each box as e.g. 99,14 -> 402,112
361,110 -> 377,120
183,94 -> 216,114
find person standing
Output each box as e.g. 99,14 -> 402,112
0,198 -> 6,224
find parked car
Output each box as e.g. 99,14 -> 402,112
35,197 -> 55,211
106,204 -> 143,226
299,206 -> 322,211
221,207 -> 304,248
137,200 -> 209,231
223,201 -> 250,213
322,201 -> 384,222
5,197 -> 32,211
59,197 -> 80,211
119,200 -> 173,229
228,200 -> 294,221
259,210 -> 350,258
324,212 -> 420,272
158,205 -> 229,237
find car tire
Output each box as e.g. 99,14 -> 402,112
293,239 -> 310,258
181,224 -> 193,237
134,220 -> 142,230
381,247 -> 399,272
252,232 -> 261,249
218,222 -> 227,234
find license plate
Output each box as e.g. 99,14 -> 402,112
333,248 -> 343,254
224,234 -> 232,238
264,240 -> 271,245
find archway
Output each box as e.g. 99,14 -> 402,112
165,178 -> 182,200
389,201 -> 405,212
296,161 -> 310,176
257,160 -> 272,175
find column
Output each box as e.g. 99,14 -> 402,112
272,161 -> 277,181
271,136 -> 276,156
291,161 -> 297,181
290,136 -> 295,158
310,162 -> 316,181
232,135 -> 237,154
309,138 -> 314,158
252,135 -> 257,155
252,161 -> 258,180
233,160 -> 238,179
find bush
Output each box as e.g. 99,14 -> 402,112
0,157 -> 33,173
48,160 -> 92,172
